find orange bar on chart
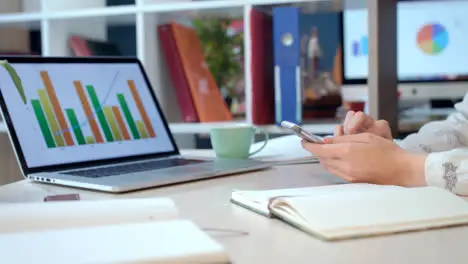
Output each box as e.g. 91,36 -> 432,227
112,106 -> 131,140
73,81 -> 104,143
127,80 -> 156,138
40,71 -> 75,146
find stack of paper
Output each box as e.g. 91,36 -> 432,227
0,197 -> 178,233
0,198 -> 230,263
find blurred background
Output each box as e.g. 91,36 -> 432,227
0,0 -> 466,183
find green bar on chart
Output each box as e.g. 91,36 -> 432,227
136,120 -> 148,139
31,100 -> 56,148
103,106 -> 122,141
85,136 -> 95,144
86,85 -> 114,142
65,109 -> 85,145
37,89 -> 65,147
117,93 -> 140,139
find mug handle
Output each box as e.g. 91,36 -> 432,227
248,127 -> 269,157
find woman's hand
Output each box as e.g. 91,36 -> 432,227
335,111 -> 393,140
302,133 -> 428,187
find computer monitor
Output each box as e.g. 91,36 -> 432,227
342,0 -> 468,101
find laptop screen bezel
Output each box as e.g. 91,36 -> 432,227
0,56 -> 181,175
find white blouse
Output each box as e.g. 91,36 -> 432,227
397,93 -> 468,196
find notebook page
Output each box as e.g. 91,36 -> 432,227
1,220 -> 230,264
231,183 -> 402,216
277,187 -> 468,240
0,197 -> 178,234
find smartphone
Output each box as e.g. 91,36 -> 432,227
280,121 -> 324,144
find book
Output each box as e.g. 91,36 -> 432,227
250,8 -> 275,125
273,6 -> 302,125
231,184 -> 468,241
0,197 -> 230,263
272,7 -> 343,123
69,35 -> 122,56
231,183 -> 394,216
157,24 -> 199,122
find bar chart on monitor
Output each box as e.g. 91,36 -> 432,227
29,70 -> 157,149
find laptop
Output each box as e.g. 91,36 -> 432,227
0,57 -> 271,193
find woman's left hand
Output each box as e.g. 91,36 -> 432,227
302,133 -> 428,187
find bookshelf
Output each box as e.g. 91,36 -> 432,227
0,0 -> 398,136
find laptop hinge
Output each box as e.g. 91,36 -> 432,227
40,154 -> 184,173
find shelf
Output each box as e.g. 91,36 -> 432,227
0,118 -> 439,136
139,0 -> 321,18
0,0 -> 333,21
46,5 -> 137,20
169,120 -> 340,135
0,12 -> 43,28
142,0 -> 245,14
168,113 -> 447,135
260,122 -> 338,134
0,120 -> 337,135
0,0 -> 333,23
169,121 -> 247,134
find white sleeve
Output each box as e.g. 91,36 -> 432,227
425,149 -> 468,196
397,93 -> 468,153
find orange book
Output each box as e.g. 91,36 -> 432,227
170,22 -> 232,122
332,44 -> 342,86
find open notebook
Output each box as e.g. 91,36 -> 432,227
231,183 -> 468,241
0,198 -> 229,263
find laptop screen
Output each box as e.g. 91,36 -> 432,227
0,60 -> 176,169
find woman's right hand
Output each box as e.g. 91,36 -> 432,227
334,111 -> 393,140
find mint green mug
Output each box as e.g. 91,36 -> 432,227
210,124 -> 269,159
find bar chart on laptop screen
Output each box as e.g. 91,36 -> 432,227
29,70 -> 157,149
0,62 -> 175,168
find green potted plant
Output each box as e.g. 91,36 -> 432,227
192,18 -> 244,108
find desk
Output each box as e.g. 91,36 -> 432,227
0,150 -> 467,263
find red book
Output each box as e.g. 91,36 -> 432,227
157,24 -> 199,122
250,9 -> 275,125
69,36 -> 92,56
69,35 -> 122,56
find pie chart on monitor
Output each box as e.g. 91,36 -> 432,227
417,23 -> 449,55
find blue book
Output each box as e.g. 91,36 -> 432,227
272,8 -> 342,124
273,6 -> 302,125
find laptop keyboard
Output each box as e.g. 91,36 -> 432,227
63,158 -> 207,178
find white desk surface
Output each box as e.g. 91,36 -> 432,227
0,150 -> 467,263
